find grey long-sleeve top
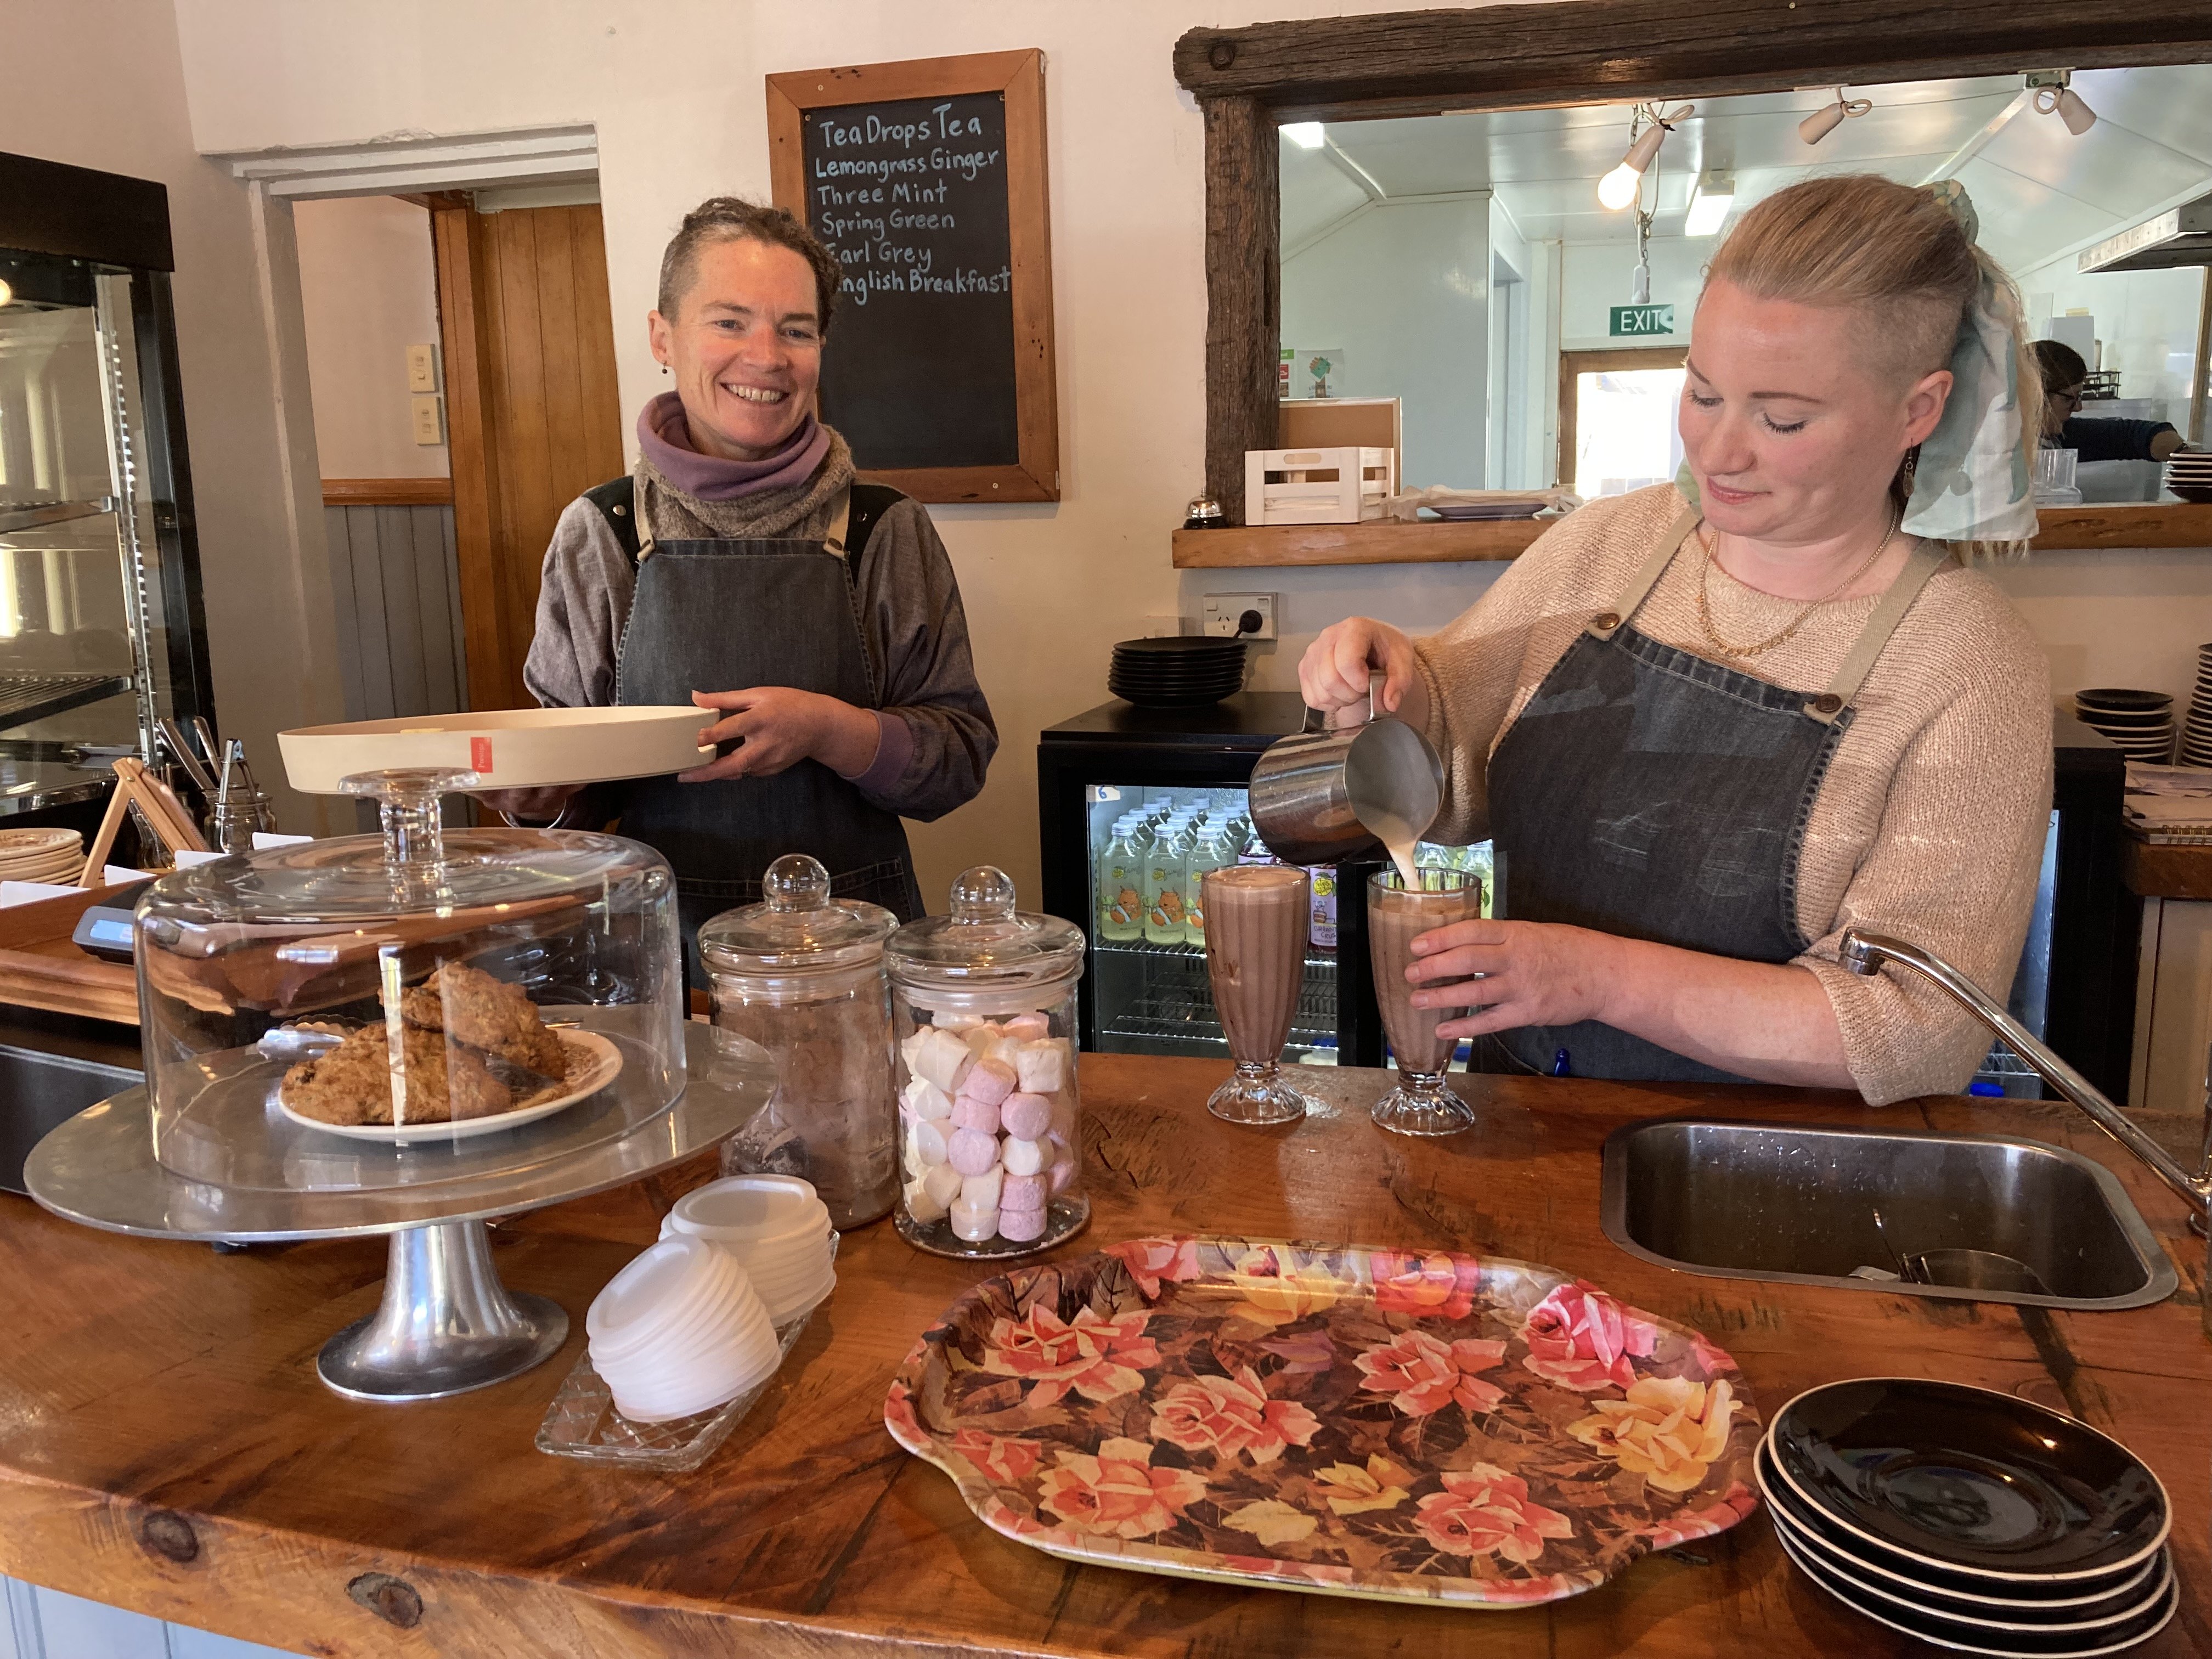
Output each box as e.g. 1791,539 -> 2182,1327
523,494 -> 997,822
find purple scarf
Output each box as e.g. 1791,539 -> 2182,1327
636,391 -> 831,501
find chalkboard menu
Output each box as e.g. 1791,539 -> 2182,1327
770,50 -> 1059,503
802,93 -> 1017,471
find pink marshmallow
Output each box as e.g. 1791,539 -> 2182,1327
999,1092 -> 1052,1140
947,1127 -> 1000,1176
997,1206 -> 1048,1243
1002,1012 -> 1051,1042
957,1057 -> 1015,1109
951,1094 -> 1001,1136
1001,1171 -> 1048,1212
1047,1156 -> 1077,1195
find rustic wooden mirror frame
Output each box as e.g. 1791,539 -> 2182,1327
1172,2 -> 2212,562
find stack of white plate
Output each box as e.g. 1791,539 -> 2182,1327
1759,1379 -> 2176,1655
2073,689 -> 2175,764
0,828 -> 84,885
585,1235 -> 781,1424
659,1175 -> 836,1324
2163,450 -> 2212,503
2180,645 -> 2212,769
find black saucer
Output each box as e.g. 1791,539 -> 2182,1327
1769,1381 -> 2168,1581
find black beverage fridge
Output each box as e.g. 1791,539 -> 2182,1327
1038,694 -> 1389,1064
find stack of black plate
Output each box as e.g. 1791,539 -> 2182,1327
1758,1380 -> 2175,1655
1108,637 -> 1248,708
2074,689 -> 2175,764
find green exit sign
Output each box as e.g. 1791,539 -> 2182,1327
1610,303 -> 1676,337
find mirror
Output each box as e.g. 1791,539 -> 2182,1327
1279,67 -> 2212,509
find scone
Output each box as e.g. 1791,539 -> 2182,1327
399,961 -> 569,1080
280,1024 -> 514,1125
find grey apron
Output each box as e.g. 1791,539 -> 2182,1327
1481,507 -> 1950,1082
610,484 -> 922,985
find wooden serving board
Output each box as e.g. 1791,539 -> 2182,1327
0,883 -> 140,1024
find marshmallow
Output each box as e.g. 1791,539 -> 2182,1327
1000,1171 -> 1048,1212
984,1036 -> 1026,1072
998,1092 -> 1051,1141
904,1174 -> 951,1224
1001,1135 -> 1046,1177
911,1027 -> 975,1096
1002,1012 -> 1052,1043
902,1076 -> 954,1121
961,1165 -> 1005,1209
951,1094 -> 1001,1137
1014,1041 -> 1066,1095
939,1014 -> 984,1033
947,1127 -> 1000,1176
949,1200 -> 1000,1242
958,1058 -> 1016,1109
997,1206 -> 1048,1243
906,1118 -> 947,1170
1047,1156 -> 1077,1195
922,1162 -> 964,1209
899,1030 -> 930,1071
962,1024 -> 998,1059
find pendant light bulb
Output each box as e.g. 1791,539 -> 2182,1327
1595,105 -> 1690,212
1598,162 -> 1643,212
0,279 -> 13,309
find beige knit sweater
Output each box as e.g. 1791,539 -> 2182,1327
1411,484 -> 2053,1105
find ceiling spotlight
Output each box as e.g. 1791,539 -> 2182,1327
1799,88 -> 1872,146
1598,104 -> 1692,212
1282,122 -> 1326,150
2030,72 -> 2096,136
1684,169 -> 1735,237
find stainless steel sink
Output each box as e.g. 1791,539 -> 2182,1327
1601,1119 -> 2177,1311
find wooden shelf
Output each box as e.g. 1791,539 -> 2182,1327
321,477 -> 454,507
1172,503 -> 2212,569
2123,834 -> 2212,901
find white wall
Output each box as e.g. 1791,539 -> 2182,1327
2019,255 -> 2203,421
1282,195 -> 1490,489
4,0 -> 347,833
293,196 -> 449,479
1559,236 -> 1711,349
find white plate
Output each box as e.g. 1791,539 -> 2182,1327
278,1028 -> 622,1143
279,707 -> 713,794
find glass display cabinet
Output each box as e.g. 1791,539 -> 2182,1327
0,150 -> 213,818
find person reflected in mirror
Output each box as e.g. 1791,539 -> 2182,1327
2032,340 -> 2188,462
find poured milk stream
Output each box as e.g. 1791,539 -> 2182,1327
1366,808 -> 1424,887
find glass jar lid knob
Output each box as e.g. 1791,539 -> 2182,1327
764,853 -> 831,913
949,865 -> 1017,924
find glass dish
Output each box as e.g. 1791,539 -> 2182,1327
537,1234 -> 837,1472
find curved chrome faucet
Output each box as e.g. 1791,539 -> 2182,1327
1838,929 -> 2212,1223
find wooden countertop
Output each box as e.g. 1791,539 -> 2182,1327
0,1056 -> 2203,1658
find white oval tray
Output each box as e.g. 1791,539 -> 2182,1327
279,707 -> 711,793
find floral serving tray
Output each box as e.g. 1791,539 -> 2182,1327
885,1235 -> 1760,1609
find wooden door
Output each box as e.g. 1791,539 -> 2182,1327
431,201 -> 623,712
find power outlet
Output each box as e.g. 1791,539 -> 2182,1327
411,394 -> 445,445
405,342 -> 442,393
1201,592 -> 1277,640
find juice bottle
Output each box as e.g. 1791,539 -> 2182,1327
1182,821 -> 1233,946
1144,819 -> 1194,945
1308,866 -> 1338,950
1097,817 -> 1143,941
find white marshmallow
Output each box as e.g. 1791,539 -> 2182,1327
911,1026 -> 975,1096
961,1165 -> 1005,1209
962,1024 -> 998,1059
899,1029 -> 930,1071
1015,1040 -> 1066,1095
949,1200 -> 1000,1242
1002,1135 -> 1046,1177
906,1118 -> 947,1170
902,1076 -> 954,1121
904,1175 -> 951,1224
921,1161 -> 964,1208
1002,1012 -> 1052,1042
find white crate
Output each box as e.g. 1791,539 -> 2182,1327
1245,446 -> 1396,526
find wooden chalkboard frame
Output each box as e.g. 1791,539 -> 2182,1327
769,49 -> 1060,504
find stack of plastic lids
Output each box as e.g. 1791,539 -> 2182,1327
659,1175 -> 836,1324
585,1235 -> 780,1423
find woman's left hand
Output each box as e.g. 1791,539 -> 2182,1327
680,687 -> 873,782
1405,918 -> 1620,1038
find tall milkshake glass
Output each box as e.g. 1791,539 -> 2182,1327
1201,865 -> 1314,1125
1367,867 -> 1485,1136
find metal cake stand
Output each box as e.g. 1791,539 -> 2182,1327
24,1022 -> 770,1403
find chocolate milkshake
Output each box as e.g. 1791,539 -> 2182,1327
1201,865 -> 1314,1125
1366,868 -> 1485,1135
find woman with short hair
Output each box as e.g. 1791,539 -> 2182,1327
516,198 -> 997,964
1302,175 -> 2052,1103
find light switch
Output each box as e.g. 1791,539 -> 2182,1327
411,394 -> 445,445
406,343 -> 441,393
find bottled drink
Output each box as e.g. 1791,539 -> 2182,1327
1098,819 -> 1144,942
1183,820 -> 1235,946
1144,819 -> 1195,944
1309,866 -> 1339,950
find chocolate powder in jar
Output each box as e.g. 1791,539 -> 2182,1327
717,989 -> 898,1228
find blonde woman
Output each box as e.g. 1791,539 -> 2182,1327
1301,176 -> 2050,1103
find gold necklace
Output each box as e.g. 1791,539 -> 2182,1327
1695,518 -> 1898,662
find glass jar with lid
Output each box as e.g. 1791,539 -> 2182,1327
697,853 -> 899,1229
885,865 -> 1086,1258
134,769 -> 686,1193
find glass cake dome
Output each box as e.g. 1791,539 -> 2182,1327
133,770 -> 685,1192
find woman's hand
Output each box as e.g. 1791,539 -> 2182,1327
1299,618 -> 1423,726
1404,918 -> 1619,1038
475,783 -> 582,823
680,687 -> 879,782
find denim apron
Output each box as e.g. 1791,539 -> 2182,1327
609,484 -> 923,985
1482,507 -> 1950,1082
